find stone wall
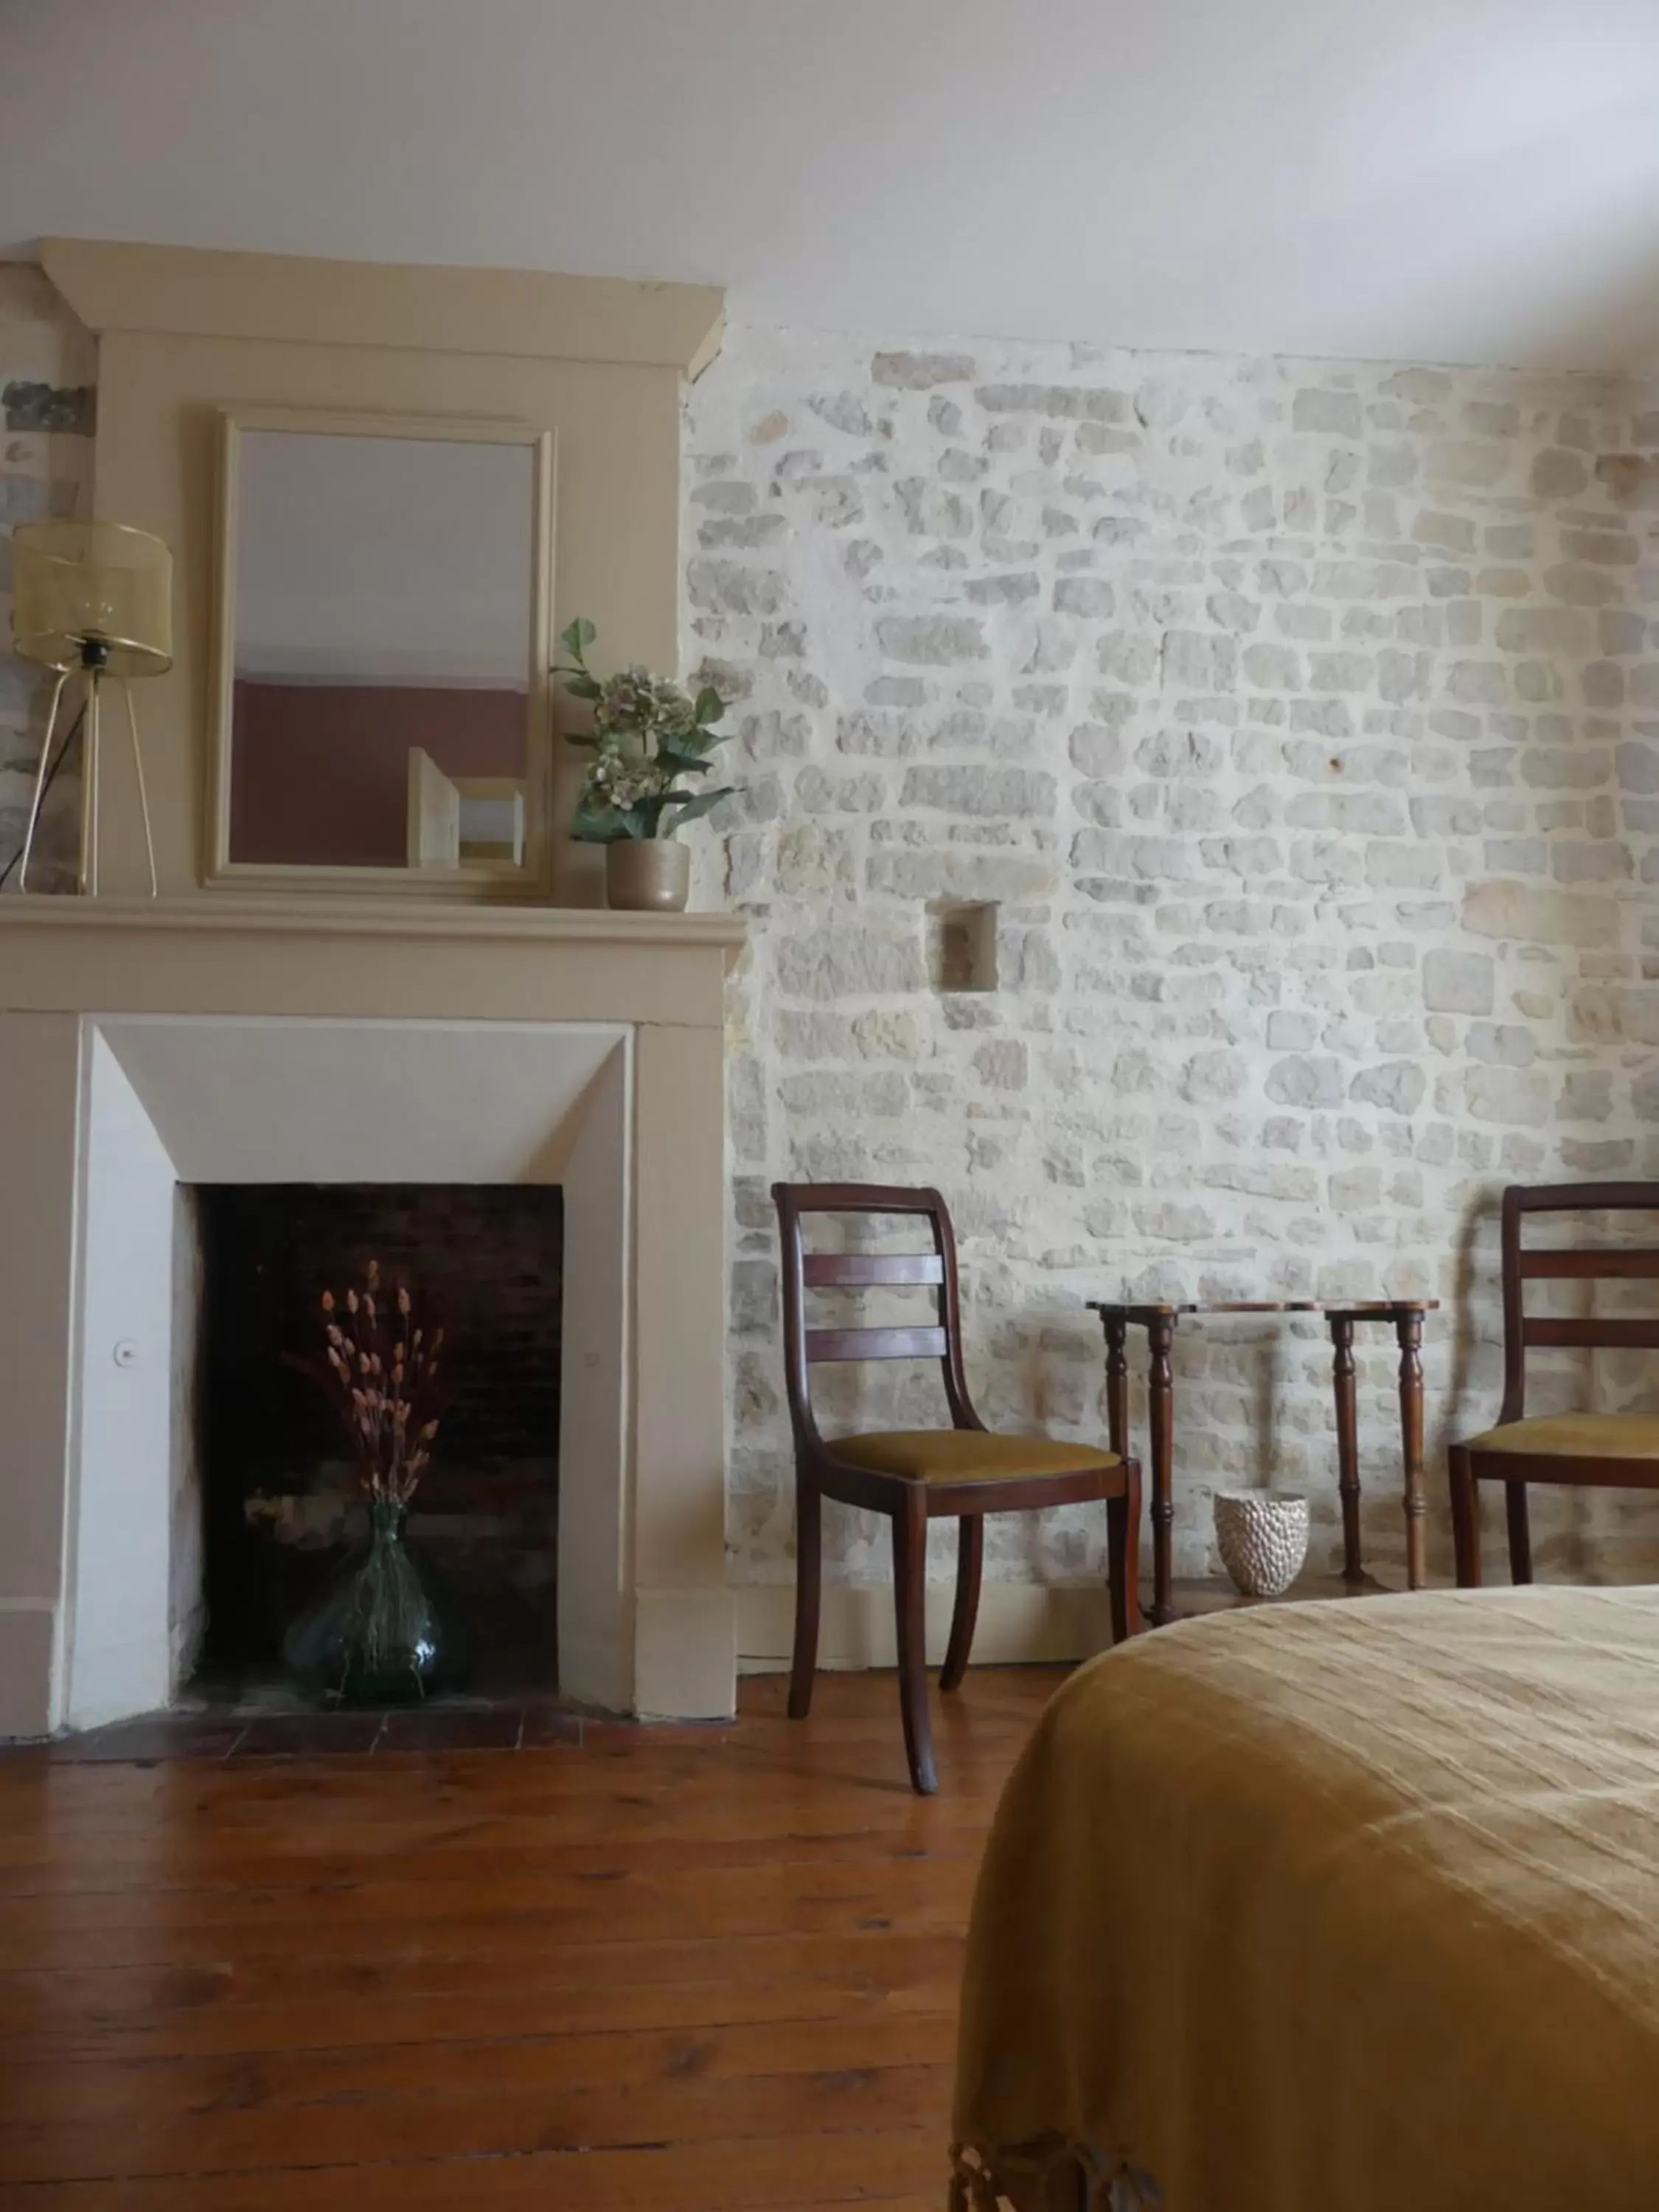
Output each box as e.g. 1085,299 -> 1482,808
686,327 -> 1659,1597
0,265 -> 94,891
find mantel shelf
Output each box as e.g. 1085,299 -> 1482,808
0,894 -> 747,956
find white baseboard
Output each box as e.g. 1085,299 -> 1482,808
734,1580 -> 1115,1674
634,1586 -> 737,1719
560,1621 -> 630,1719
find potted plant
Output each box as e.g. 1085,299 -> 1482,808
554,619 -> 735,911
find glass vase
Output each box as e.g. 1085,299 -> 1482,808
282,1499 -> 471,1706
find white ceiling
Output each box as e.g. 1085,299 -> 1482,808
4,0 -> 1659,369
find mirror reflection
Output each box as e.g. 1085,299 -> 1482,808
225,427 -> 540,872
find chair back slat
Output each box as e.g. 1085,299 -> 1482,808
1520,1249 -> 1659,1281
772,1181 -> 981,1437
1500,1182 -> 1659,1422
802,1253 -> 945,1288
806,1324 -> 949,1365
1523,1317 -> 1659,1351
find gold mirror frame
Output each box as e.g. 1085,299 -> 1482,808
205,406 -> 555,898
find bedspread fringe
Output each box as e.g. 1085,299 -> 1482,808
950,2136 -> 1156,2212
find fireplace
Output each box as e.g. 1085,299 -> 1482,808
188,1184 -> 564,1697
0,902 -> 748,1743
0,902 -> 738,1740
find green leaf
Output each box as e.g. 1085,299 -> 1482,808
694,686 -> 726,727
571,803 -> 633,844
681,725 -> 723,751
667,785 -> 736,828
563,672 -> 602,701
658,740 -> 712,774
563,727 -> 602,749
559,616 -> 598,658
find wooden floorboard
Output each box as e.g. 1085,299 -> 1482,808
0,1666 -> 1063,2208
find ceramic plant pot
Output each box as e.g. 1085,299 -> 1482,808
605,838 -> 690,912
1213,1489 -> 1310,1600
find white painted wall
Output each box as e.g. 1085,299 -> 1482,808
4,1 -> 1659,368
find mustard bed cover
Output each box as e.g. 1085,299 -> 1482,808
953,1587 -> 1659,2211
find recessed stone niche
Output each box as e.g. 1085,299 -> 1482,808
928,900 -> 999,993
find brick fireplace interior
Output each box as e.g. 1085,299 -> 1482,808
188,1183 -> 564,1703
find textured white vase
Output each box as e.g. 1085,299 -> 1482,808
1214,1490 -> 1310,1599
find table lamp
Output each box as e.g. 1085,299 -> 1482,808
11,518 -> 173,895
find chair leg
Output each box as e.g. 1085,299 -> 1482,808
1107,1459 -> 1141,1642
1449,1446 -> 1481,1588
1505,1481 -> 1534,1586
891,1488 -> 937,1795
939,1514 -> 983,1694
788,1478 -> 821,1720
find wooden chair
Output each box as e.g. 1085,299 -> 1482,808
1449,1181 -> 1659,1586
773,1181 -> 1141,1794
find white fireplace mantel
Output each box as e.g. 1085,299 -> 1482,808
0,896 -> 745,1015
0,896 -> 744,1736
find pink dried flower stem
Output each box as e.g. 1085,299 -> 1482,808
310,1260 -> 445,1506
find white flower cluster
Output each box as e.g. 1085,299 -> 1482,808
594,666 -> 699,744
583,744 -> 674,813
557,619 -> 735,839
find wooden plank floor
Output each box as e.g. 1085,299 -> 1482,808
0,1666 -> 1064,2210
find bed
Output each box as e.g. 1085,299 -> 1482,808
951,1586 -> 1659,2212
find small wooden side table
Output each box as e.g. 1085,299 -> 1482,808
1085,1299 -> 1438,1627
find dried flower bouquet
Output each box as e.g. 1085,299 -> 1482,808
306,1259 -> 443,1505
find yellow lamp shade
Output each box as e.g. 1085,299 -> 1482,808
12,519 -> 173,679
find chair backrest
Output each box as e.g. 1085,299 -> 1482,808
771,1182 -> 979,1444
1500,1181 -> 1659,1420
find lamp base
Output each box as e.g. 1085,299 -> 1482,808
16,656 -> 158,898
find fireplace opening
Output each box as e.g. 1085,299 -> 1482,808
186,1184 -> 563,1704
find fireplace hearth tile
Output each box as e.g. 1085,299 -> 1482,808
376,1706 -> 527,1753
2,1694 -> 730,1764
233,1711 -> 387,1757
519,1704 -> 585,1746
47,1714 -> 248,1763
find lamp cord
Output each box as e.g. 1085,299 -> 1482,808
0,705 -> 86,893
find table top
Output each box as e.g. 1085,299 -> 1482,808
1086,1298 -> 1439,1319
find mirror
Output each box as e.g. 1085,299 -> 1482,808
209,411 -> 553,889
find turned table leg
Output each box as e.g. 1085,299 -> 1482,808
1102,1315 -> 1137,1638
1395,1308 -> 1426,1591
1330,1314 -> 1363,1585
1103,1315 -> 1128,1462
1147,1312 -> 1177,1627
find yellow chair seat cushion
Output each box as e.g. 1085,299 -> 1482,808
826,1429 -> 1119,1483
1467,1411 -> 1659,1458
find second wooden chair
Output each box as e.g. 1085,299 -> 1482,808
1450,1180 -> 1659,1585
773,1180 -> 1141,1793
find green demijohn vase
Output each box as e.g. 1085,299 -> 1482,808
282,1500 -> 471,1706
